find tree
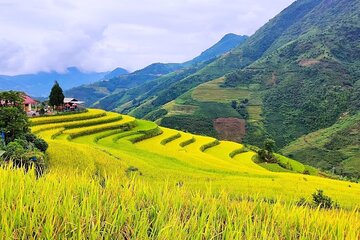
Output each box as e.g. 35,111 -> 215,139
258,138 -> 277,163
264,138 -> 276,153
49,81 -> 64,108
0,91 -> 29,143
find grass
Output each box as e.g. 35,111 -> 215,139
162,101 -> 199,116
1,168 -> 359,239
2,109 -> 358,238
247,105 -> 263,121
192,77 -> 251,102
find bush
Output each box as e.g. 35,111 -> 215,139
128,127 -> 163,143
13,138 -> 29,149
179,137 -> 195,147
160,133 -> 181,145
297,197 -> 309,207
258,149 -> 277,163
2,142 -> 46,177
24,133 -> 37,143
34,138 -> 48,152
3,142 -> 26,161
229,147 -> 248,158
200,140 -> 220,152
312,190 -> 339,209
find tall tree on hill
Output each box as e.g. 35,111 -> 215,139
49,81 -> 64,109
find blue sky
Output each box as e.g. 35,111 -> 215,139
0,0 -> 295,75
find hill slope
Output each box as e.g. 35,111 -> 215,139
282,113 -> 360,179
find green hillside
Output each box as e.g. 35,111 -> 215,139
282,113 -> 360,179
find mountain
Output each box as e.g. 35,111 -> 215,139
65,62 -> 183,106
110,0 -> 359,177
0,67 -> 126,97
183,33 -> 248,66
102,67 -> 129,80
281,112 -> 360,179
65,33 -> 248,107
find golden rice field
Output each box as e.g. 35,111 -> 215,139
1,109 -> 359,239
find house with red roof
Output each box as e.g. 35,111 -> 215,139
23,95 -> 38,112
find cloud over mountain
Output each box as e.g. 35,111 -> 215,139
0,0 -> 294,75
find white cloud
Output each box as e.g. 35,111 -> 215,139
0,0 -> 295,75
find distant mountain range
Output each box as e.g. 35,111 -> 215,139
65,33 -> 248,106
0,67 -> 129,97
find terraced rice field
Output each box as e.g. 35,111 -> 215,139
29,109 -> 360,206
4,108 -> 355,238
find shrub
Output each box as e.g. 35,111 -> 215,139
200,140 -> 220,152
34,138 -> 48,152
13,138 -> 29,149
179,137 -> 195,147
3,142 -> 26,161
312,190 -> 339,209
2,142 -> 46,177
296,197 -> 309,207
229,147 -> 248,158
258,149 -> 277,163
160,132 -> 181,145
128,127 -> 163,143
24,133 -> 37,143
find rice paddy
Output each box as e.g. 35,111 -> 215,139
1,108 -> 358,238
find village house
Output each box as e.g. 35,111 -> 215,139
64,97 -> 85,111
0,92 -> 38,113
23,95 -> 38,112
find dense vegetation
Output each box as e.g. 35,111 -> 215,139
282,113 -> 360,180
0,91 -> 48,174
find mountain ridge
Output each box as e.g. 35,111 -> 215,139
65,33 -> 248,106
0,66 -> 128,97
